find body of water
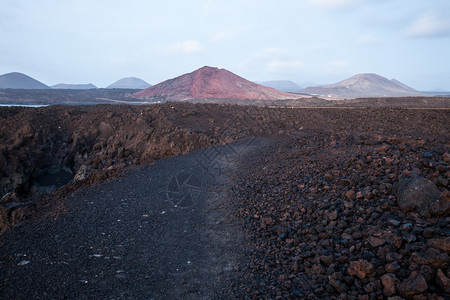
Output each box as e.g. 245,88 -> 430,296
0,104 -> 49,107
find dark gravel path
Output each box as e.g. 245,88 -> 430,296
0,139 -> 269,299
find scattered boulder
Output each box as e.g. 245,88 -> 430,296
74,165 -> 89,182
393,175 -> 440,216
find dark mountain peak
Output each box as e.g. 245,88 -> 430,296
0,72 -> 50,89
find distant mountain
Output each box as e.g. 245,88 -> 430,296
257,80 -> 302,91
0,72 -> 50,89
52,83 -> 97,89
302,73 -> 425,99
107,77 -> 151,89
426,87 -> 448,92
131,66 -> 303,101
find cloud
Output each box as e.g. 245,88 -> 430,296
407,11 -> 450,38
308,0 -> 363,9
357,33 -> 382,45
267,60 -> 303,73
161,40 -> 204,54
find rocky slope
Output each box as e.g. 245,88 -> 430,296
303,74 -> 426,99
0,72 -> 50,89
131,66 -> 303,101
231,130 -> 449,299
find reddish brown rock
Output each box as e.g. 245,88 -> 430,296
398,271 -> 428,297
429,190 -> 450,216
411,249 -> 449,268
436,269 -> 450,293
348,260 -> 374,280
443,152 -> 450,163
345,190 -> 355,200
381,273 -> 398,296
368,236 -> 386,247
428,238 -> 450,253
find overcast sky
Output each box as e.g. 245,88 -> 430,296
1,0 -> 449,90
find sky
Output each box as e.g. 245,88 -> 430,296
1,0 -> 449,90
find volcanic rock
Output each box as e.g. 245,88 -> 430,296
398,271 -> 428,297
393,175 -> 440,216
74,165 -> 89,181
0,192 -> 19,205
428,238 -> 450,253
381,273 -> 398,296
436,269 -> 450,293
348,260 -> 374,279
411,249 -> 449,268
131,66 -> 303,101
429,190 -> 450,216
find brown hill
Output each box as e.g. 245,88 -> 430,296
130,66 -> 303,101
302,73 -> 426,99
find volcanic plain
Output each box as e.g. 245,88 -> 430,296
0,100 -> 449,299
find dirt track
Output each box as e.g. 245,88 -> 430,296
0,139 -> 268,299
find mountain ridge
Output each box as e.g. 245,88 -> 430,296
52,83 -> 97,89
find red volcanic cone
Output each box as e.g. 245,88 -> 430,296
131,66 -> 303,101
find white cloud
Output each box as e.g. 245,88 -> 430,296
358,33 -> 382,45
267,60 -> 303,73
161,40 -> 204,54
308,0 -> 362,9
407,11 -> 450,38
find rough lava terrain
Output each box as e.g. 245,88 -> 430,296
0,102 -> 449,299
